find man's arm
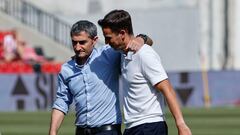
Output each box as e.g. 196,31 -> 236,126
127,34 -> 153,51
155,79 -> 192,135
49,109 -> 65,135
136,34 -> 153,46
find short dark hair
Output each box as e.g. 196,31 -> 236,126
70,20 -> 97,39
98,9 -> 133,35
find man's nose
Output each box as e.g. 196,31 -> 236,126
74,44 -> 82,50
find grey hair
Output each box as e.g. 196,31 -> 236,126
70,20 -> 97,39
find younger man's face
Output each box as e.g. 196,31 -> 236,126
102,27 -> 125,51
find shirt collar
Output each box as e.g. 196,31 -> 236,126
72,48 -> 96,68
123,51 -> 134,61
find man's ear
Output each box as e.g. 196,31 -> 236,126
119,30 -> 126,35
119,30 -> 126,40
92,36 -> 98,45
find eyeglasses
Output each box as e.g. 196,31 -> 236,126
72,40 -> 88,45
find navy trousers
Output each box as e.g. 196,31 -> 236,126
75,126 -> 122,135
123,121 -> 168,135
76,130 -> 121,135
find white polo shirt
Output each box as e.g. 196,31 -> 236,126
121,44 -> 168,129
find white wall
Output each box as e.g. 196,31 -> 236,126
23,0 -> 240,71
23,0 -> 200,71
232,0 -> 240,69
25,0 -> 88,14
25,0 -> 198,15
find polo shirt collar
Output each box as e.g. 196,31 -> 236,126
123,51 -> 134,61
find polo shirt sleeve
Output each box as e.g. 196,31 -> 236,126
52,73 -> 73,114
140,46 -> 168,86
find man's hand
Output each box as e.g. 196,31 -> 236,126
126,37 -> 144,52
126,34 -> 153,52
177,123 -> 192,135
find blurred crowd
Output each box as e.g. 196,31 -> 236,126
0,29 -> 46,63
0,29 -> 61,73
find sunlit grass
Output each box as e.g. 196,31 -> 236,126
0,107 -> 240,135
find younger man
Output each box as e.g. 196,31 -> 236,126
98,9 -> 192,135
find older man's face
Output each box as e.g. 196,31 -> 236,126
71,31 -> 97,59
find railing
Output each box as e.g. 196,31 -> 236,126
0,0 -> 72,49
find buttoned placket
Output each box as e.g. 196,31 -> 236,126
81,65 -> 91,126
74,49 -> 95,126
122,51 -> 133,70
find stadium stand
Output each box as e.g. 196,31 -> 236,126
0,29 -> 63,73
0,0 -> 74,74
0,0 -> 73,63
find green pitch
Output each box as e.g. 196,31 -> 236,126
0,107 -> 240,135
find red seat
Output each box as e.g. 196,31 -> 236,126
41,62 -> 62,74
0,61 -> 34,73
